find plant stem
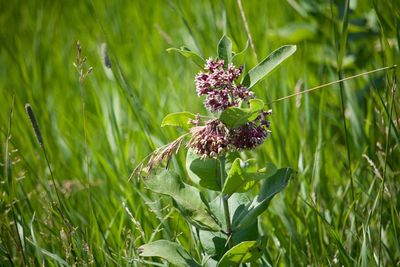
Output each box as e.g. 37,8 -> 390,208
378,70 -> 396,267
268,65 -> 397,104
220,156 -> 234,249
237,0 -> 258,61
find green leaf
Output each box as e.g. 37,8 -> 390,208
219,99 -> 264,128
166,46 -> 204,68
217,240 -> 265,267
200,194 -> 258,261
242,45 -> 297,89
209,194 -> 251,230
199,230 -> 227,260
233,168 -> 293,231
222,159 -> 277,197
138,240 -> 201,267
161,112 -> 196,131
186,149 -> 222,191
145,169 -> 220,231
217,35 -> 232,66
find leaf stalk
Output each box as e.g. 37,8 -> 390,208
220,156 -> 234,249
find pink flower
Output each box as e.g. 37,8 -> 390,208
195,58 -> 252,112
187,119 -> 230,158
229,110 -> 272,150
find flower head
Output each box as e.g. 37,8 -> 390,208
229,110 -> 272,150
186,110 -> 272,158
187,119 -> 230,158
195,58 -> 253,112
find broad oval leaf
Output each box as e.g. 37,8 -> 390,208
166,46 -> 205,68
222,159 -> 277,197
242,45 -> 297,89
219,99 -> 264,128
209,193 -> 252,230
145,169 -> 220,231
186,149 -> 222,191
138,240 -> 201,267
199,230 -> 227,260
217,240 -> 265,267
232,168 -> 293,231
217,35 -> 232,66
161,112 -> 196,131
200,193 -> 258,261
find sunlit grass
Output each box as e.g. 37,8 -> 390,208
1,0 -> 399,266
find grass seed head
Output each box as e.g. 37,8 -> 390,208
25,104 -> 44,148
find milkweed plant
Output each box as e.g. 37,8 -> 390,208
134,36 -> 296,267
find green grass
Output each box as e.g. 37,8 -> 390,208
1,0 -> 399,266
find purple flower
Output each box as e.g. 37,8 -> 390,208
229,110 -> 272,150
195,58 -> 252,112
194,73 -> 211,95
232,85 -> 254,104
187,110 -> 272,158
204,88 -> 231,112
227,63 -> 243,82
205,58 -> 224,71
187,119 -> 230,158
190,58 -> 272,157
229,123 -> 268,150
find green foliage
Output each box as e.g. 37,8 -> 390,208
233,168 -> 294,231
242,45 -> 297,89
1,0 -> 399,266
166,47 -> 204,68
145,169 -> 220,232
199,193 -> 260,261
219,99 -> 264,128
161,112 -> 196,131
138,240 -> 201,267
186,149 -> 222,191
217,35 -> 233,66
217,239 -> 266,266
223,159 -> 277,197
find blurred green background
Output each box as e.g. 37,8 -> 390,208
1,0 -> 399,266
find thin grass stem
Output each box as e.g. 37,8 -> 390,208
6,97 -> 27,266
237,0 -> 258,61
268,65 -> 397,104
378,70 -> 396,267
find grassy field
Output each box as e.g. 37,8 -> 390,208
1,0 -> 399,266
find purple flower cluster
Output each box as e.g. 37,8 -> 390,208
188,119 -> 230,158
195,58 -> 253,112
188,110 -> 272,158
229,110 -> 272,150
187,58 -> 273,158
